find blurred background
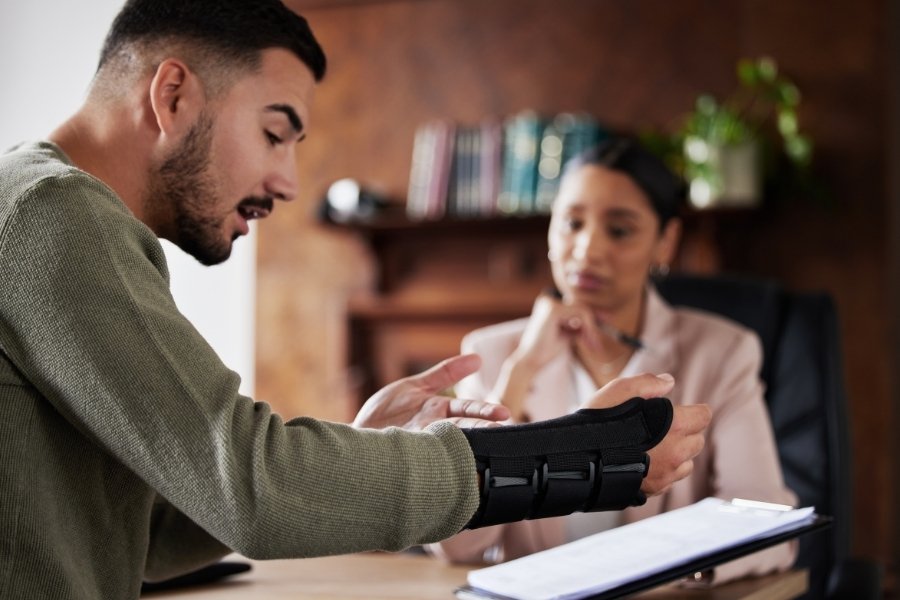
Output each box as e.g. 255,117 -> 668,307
270,0 -> 899,591
2,0 -> 897,594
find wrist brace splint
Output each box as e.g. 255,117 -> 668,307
462,397 -> 672,529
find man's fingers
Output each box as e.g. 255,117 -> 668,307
641,404 -> 710,496
444,417 -> 504,429
648,433 -> 705,465
644,458 -> 695,496
643,449 -> 697,496
672,404 -> 712,434
685,431 -> 706,460
408,354 -> 482,394
584,372 -> 676,409
447,398 -> 510,421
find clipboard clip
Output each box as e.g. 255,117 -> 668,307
722,498 -> 794,513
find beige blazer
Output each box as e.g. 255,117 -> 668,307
429,286 -> 797,584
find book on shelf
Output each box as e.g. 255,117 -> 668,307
447,121 -> 503,218
479,119 -> 503,217
534,113 -> 607,213
407,119 -> 456,221
406,112 -> 608,221
444,125 -> 462,217
406,122 -> 433,220
498,110 -> 543,215
454,125 -> 478,217
456,497 -> 829,600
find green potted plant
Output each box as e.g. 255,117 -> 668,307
647,57 -> 813,210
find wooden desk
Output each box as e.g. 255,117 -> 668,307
143,553 -> 808,600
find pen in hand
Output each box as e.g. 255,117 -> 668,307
595,320 -> 645,351
544,287 -> 645,351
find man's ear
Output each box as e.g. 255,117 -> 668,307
148,58 -> 205,139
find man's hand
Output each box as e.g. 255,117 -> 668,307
583,372 -> 711,497
352,354 -> 510,431
643,403 -> 710,496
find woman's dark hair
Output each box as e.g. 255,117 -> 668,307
98,0 -> 326,82
562,137 -> 685,228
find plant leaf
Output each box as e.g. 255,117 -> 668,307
757,56 -> 778,82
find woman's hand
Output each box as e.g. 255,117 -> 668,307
512,292 -> 603,371
490,292 -> 603,422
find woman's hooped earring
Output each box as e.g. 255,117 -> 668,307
652,263 -> 670,278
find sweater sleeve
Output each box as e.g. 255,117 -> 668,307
144,496 -> 232,582
0,173 -> 479,561
426,331 -> 508,564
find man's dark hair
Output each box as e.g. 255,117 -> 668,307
98,0 -> 326,82
563,137 -> 685,229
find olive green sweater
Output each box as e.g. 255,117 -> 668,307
0,141 -> 479,599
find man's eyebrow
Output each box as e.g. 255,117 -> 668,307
265,104 -> 304,135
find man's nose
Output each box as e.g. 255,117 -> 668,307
267,154 -> 299,202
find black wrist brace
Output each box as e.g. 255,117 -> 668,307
462,397 -> 672,529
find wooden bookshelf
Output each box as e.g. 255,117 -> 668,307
325,213 -> 552,403
255,0 -> 893,576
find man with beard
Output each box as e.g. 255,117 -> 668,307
0,1 -> 710,598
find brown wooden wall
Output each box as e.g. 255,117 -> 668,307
257,0 -> 892,571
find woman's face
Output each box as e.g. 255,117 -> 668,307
548,164 -> 679,316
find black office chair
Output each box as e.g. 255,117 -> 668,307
654,273 -> 880,600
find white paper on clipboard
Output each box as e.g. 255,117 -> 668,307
463,497 -> 817,600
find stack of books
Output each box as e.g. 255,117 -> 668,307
406,111 -> 606,221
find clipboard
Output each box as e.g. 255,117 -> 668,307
456,499 -> 831,600
581,515 -> 828,600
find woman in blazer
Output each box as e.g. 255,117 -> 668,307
428,138 -> 796,585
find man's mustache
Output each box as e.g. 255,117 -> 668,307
238,197 -> 274,212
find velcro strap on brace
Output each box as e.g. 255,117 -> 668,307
462,397 -> 672,529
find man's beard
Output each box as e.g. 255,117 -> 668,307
147,113 -> 234,266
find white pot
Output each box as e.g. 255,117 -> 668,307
683,137 -> 762,210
